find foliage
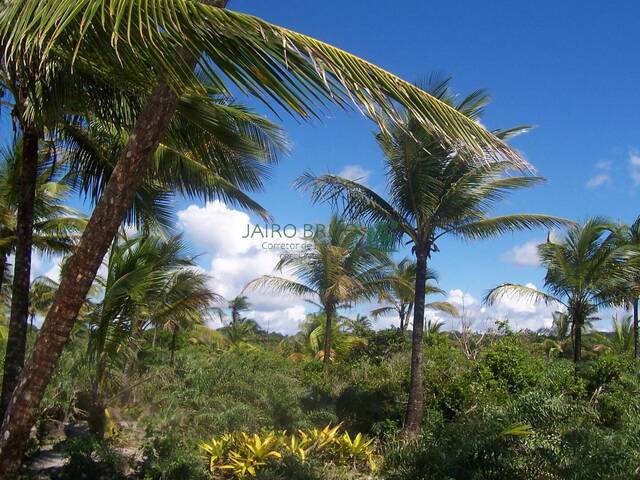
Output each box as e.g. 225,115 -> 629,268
199,424 -> 378,478
54,437 -> 129,480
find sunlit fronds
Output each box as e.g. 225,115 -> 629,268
484,283 -> 563,308
454,215 -> 572,240
1,0 -> 525,166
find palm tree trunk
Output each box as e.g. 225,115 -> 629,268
323,305 -> 334,375
0,2 -> 229,471
573,318 -> 582,364
634,297 -> 639,359
0,126 -> 40,418
0,81 -> 183,477
0,252 -> 7,295
170,327 -> 178,366
399,307 -> 405,331
404,248 -> 428,437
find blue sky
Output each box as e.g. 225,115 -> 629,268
2,0 -> 640,332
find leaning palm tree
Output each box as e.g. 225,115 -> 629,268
0,1 -> 528,472
296,76 -> 566,435
59,99 -> 286,233
371,258 -> 458,330
245,216 -> 389,373
486,218 -> 637,364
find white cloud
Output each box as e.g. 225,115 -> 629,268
430,285 -> 560,332
595,160 -> 612,170
586,173 -> 612,189
630,150 -> 640,186
447,289 -> 477,307
501,240 -> 541,267
177,201 -> 310,334
338,164 -> 371,185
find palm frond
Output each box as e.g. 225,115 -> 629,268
1,0 -> 525,166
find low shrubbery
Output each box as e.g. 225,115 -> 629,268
199,425 -> 379,478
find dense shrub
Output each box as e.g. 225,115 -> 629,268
480,339 -> 542,394
54,437 -> 128,480
138,432 -> 210,480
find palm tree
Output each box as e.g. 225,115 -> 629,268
245,216 -> 389,373
371,258 -> 457,330
27,276 -> 59,329
540,311 -> 597,357
0,34 -> 148,421
280,311 -> 368,363
296,76 -> 566,435
342,313 -> 374,337
609,314 -> 635,355
228,296 -> 251,325
540,311 -> 572,357
612,216 -> 640,358
0,1 -> 526,472
86,233 -> 218,434
59,98 -> 286,233
0,140 -> 85,415
486,218 -> 636,364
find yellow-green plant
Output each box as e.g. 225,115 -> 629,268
200,424 -> 379,478
305,423 -> 342,451
199,434 -> 233,473
282,433 -> 311,463
238,432 -> 282,463
338,431 -> 378,471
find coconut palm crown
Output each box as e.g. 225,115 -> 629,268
244,215 -> 390,373
371,258 -> 457,331
486,218 -> 639,363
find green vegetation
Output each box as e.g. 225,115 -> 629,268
3,317 -> 640,479
0,1 -> 638,479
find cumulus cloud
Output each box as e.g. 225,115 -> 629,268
586,173 -> 612,189
338,164 -> 371,185
501,240 -> 541,267
177,201 -> 309,334
586,160 -> 613,189
430,285 -> 559,333
447,288 -> 477,307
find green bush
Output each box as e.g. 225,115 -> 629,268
54,437 -> 128,480
480,339 -> 541,394
138,432 -> 209,480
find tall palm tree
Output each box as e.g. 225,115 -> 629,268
0,140 -> 85,415
0,35 -> 149,420
296,76 -> 566,435
486,218 -> 637,364
371,258 -> 457,330
0,2 -> 526,473
245,216 -> 389,373
612,216 -> 640,358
